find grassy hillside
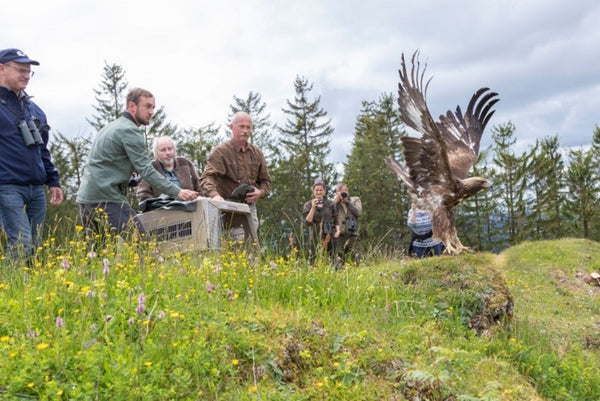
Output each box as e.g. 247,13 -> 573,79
1,236 -> 600,400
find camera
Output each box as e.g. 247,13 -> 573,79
341,192 -> 348,199
128,173 -> 142,187
346,216 -> 358,233
317,199 -> 324,204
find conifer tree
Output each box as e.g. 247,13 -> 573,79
523,136 -> 565,240
590,125 -> 600,165
143,106 -> 179,152
262,76 -> 336,251
588,126 -> 600,238
86,62 -> 128,132
173,123 -> 222,174
48,132 -> 91,200
455,149 -> 504,251
564,148 -> 597,239
491,122 -> 527,245
278,76 -> 335,189
344,93 -> 407,251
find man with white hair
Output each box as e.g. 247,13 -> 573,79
136,136 -> 203,202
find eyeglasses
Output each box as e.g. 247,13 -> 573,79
2,64 -> 35,77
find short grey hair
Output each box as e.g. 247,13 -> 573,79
152,136 -> 176,155
335,183 -> 348,192
230,111 -> 252,125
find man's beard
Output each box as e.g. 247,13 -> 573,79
161,158 -> 175,168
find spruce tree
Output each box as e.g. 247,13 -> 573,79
278,76 -> 335,190
143,106 -> 179,153
523,136 -> 565,240
172,123 -> 222,174
564,148 -> 596,238
86,62 -> 128,132
589,126 -> 600,238
262,76 -> 336,252
455,149 -> 504,251
344,93 -> 407,252
48,132 -> 91,200
491,122 -> 527,245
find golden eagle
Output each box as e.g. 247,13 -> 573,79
385,52 -> 499,254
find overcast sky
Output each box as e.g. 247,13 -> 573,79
3,0 -> 599,164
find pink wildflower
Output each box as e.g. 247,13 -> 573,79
136,293 -> 146,314
27,329 -> 39,338
102,258 -> 110,279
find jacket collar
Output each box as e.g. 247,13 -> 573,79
122,111 -> 137,125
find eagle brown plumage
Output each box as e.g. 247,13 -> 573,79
385,51 -> 499,254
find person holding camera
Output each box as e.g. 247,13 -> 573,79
303,179 -> 339,265
0,48 -> 63,264
333,182 -> 362,269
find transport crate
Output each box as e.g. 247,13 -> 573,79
137,197 -> 257,252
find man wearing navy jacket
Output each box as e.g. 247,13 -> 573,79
0,48 -> 63,264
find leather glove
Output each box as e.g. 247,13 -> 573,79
231,183 -> 254,200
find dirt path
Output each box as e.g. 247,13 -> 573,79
492,252 -> 507,270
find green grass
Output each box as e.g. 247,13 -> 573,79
2,233 -> 600,400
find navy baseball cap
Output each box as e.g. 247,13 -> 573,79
0,48 -> 40,65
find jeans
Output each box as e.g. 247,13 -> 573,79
411,242 -> 444,258
0,184 -> 47,260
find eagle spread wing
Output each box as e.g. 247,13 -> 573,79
393,52 -> 455,195
437,88 -> 499,179
385,51 -> 499,254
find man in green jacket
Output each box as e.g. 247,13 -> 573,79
76,88 -> 198,237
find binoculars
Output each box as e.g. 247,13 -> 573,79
18,119 -> 44,148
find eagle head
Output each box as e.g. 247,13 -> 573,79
462,176 -> 490,195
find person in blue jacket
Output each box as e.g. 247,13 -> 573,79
0,48 -> 63,264
407,201 -> 444,257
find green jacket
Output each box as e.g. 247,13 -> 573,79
76,116 -> 180,203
